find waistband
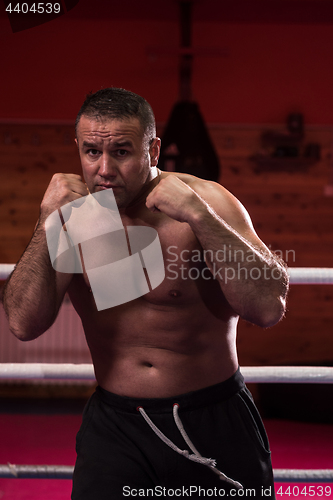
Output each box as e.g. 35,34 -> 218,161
95,367 -> 245,414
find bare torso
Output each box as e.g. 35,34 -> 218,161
68,173 -> 239,398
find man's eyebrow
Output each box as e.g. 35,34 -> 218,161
81,140 -> 134,149
82,141 -> 100,148
112,140 -> 133,148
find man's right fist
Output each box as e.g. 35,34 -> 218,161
40,173 -> 89,220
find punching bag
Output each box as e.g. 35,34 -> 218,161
159,100 -> 220,181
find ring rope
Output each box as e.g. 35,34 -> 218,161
0,464 -> 332,481
288,267 -> 333,284
0,464 -> 73,479
274,469 -> 333,483
1,364 -> 333,383
1,265 -> 333,284
241,366 -> 333,384
0,264 -> 14,280
0,363 -> 95,380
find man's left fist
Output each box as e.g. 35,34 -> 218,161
145,175 -> 205,223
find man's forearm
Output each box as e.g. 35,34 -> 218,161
188,206 -> 289,327
2,220 -> 63,340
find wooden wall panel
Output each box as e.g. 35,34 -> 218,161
0,122 -> 332,366
0,124 -> 81,263
210,125 -> 333,366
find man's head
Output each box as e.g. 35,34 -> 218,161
75,87 -> 156,147
75,88 -> 160,210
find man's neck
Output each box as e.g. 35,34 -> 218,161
120,168 -> 160,215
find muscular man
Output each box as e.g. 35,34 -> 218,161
3,88 -> 288,499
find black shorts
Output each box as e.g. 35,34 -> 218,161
71,368 -> 275,499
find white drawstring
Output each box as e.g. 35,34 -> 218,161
137,403 -> 243,489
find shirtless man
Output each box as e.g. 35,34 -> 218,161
3,88 -> 288,499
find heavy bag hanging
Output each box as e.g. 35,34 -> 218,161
159,101 -> 220,182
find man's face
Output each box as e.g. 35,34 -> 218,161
76,115 -> 160,210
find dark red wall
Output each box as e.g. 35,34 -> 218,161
1,0 -> 333,125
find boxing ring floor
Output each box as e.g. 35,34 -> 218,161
0,418 -> 332,500
0,267 -> 332,498
0,380 -> 332,500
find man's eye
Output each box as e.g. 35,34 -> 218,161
117,149 -> 128,157
87,149 -> 100,156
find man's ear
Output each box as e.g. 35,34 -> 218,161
149,138 -> 161,167
75,138 -> 78,148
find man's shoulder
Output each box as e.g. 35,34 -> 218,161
163,171 -> 254,234
162,170 -> 223,194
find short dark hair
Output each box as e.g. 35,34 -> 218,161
75,88 -> 156,143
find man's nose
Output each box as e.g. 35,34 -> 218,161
98,154 -> 117,177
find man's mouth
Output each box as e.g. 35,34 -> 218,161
97,184 -> 122,190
